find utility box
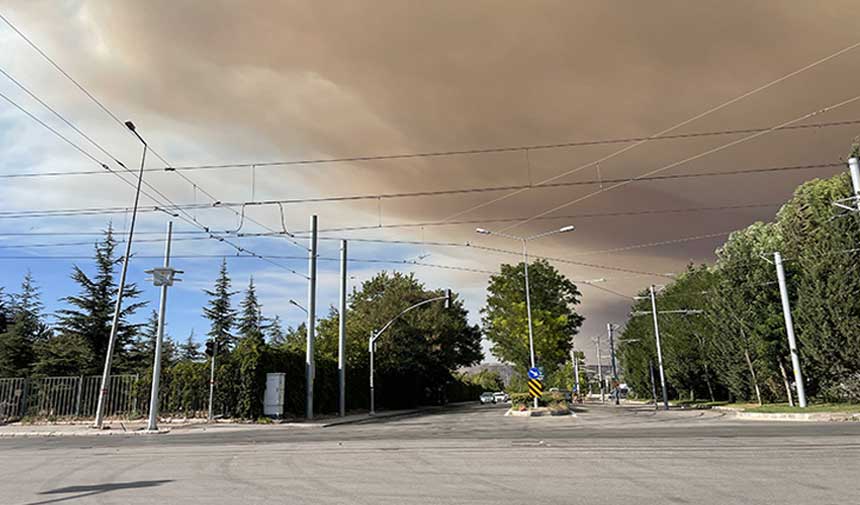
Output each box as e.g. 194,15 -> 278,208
264,373 -> 286,418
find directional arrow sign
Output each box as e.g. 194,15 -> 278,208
528,367 -> 542,380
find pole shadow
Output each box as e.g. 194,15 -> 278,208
22,479 -> 173,505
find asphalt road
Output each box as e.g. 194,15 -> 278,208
1,403 -> 858,504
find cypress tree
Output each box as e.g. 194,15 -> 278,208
238,277 -> 263,341
203,259 -> 237,351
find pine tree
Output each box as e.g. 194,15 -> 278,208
0,287 -> 8,335
178,330 -> 202,361
203,259 -> 237,351
0,272 -> 50,377
54,226 -> 146,374
238,277 -> 263,341
264,315 -> 287,346
123,309 -> 159,374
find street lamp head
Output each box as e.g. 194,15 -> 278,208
124,121 -> 137,132
475,228 -> 490,235
558,225 -> 576,233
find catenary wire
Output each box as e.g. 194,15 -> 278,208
438,39 -> 860,224
500,93 -> 860,232
0,121 -> 856,179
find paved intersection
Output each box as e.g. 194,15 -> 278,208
1,403 -> 858,504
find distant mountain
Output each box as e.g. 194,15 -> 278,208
459,362 -> 515,386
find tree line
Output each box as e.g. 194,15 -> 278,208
0,227 -> 486,417
619,167 -> 860,405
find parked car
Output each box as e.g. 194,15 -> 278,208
493,392 -> 509,403
479,392 -> 496,404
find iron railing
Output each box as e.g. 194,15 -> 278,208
0,375 -> 139,421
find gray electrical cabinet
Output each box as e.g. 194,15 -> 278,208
264,373 -> 286,418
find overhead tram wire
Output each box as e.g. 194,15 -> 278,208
500,93 -> 860,232
0,252 -> 495,275
0,226 -> 734,266
292,203 -> 783,235
0,202 -> 785,232
436,39 -> 860,224
0,160 -> 836,219
0,88 -> 306,279
0,13 -> 307,253
0,120 -> 856,180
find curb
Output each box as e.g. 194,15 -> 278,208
505,408 -> 576,418
733,411 -> 860,422
0,428 -> 171,438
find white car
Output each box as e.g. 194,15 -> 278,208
479,392 -> 496,404
493,392 -> 509,403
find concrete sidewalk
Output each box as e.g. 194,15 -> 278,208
0,420 -> 169,437
0,405 -> 445,437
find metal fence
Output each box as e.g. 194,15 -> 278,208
0,375 -> 139,421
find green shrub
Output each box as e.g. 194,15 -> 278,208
510,392 -> 531,407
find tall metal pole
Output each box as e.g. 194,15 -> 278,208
338,240 -> 348,417
571,346 -> 580,396
596,334 -> 604,403
608,323 -> 619,405
522,239 -> 538,409
306,215 -> 318,419
774,252 -> 807,408
369,331 -> 375,415
147,222 -> 173,431
94,131 -> 146,429
649,285 -> 670,410
207,340 -> 217,422
849,157 -> 860,211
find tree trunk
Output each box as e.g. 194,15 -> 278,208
744,349 -> 763,406
778,358 -> 794,407
703,363 -> 715,402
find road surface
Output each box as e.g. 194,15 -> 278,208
1,403 -> 858,504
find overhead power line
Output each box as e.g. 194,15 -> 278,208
0,160 -> 835,219
0,120 -> 857,179
0,203 -> 782,234
295,203 -> 783,235
0,14 -> 307,253
439,39 -> 860,224
501,93 -> 860,232
0,252 -> 494,275
0,80 -> 306,278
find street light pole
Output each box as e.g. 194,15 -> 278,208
369,290 -> 451,415
369,331 -> 376,416
207,339 -> 217,422
649,285 -> 670,410
338,240 -> 348,417
94,120 -> 146,429
145,222 -> 180,432
521,238 -> 539,409
608,323 -> 619,405
595,334 -> 604,403
306,215 -> 318,420
476,225 -> 574,409
774,251 -> 807,408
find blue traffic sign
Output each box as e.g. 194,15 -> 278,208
528,367 -> 542,379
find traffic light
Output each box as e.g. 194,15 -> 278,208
204,340 -> 216,357
444,289 -> 451,309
